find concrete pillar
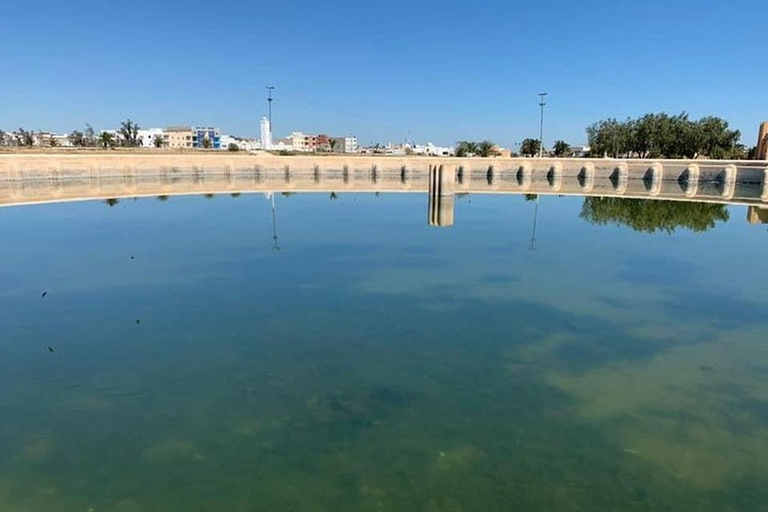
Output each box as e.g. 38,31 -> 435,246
342,165 -> 350,185
683,164 -> 699,197
757,122 -> 768,160
516,164 -> 532,190
486,165 -> 498,188
610,163 -> 629,194
428,164 -> 455,227
646,163 -> 663,196
761,168 -> 768,202
578,163 -> 595,192
547,162 -> 562,191
720,164 -> 736,199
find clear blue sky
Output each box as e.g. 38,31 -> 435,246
1,0 -> 766,148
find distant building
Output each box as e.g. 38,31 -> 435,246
290,132 -> 318,152
568,144 -> 590,158
410,142 -> 454,156
220,135 -> 259,151
163,126 -> 194,149
270,138 -> 293,151
344,136 -> 358,153
137,128 -> 164,148
193,127 -> 220,149
316,134 -> 332,152
260,117 -> 272,150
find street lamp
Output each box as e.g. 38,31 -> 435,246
266,86 -> 275,137
538,92 -> 548,158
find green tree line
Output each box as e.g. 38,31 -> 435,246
586,113 -> 747,159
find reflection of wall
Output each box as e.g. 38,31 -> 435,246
747,206 -> 768,224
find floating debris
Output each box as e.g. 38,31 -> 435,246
47,346 -> 54,353
136,319 -> 141,325
41,291 -> 48,298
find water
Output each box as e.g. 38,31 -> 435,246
1,189 -> 767,511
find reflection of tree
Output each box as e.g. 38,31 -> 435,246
104,198 -> 120,207
524,194 -> 538,202
581,197 -> 729,233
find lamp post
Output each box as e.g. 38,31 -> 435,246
266,86 -> 275,138
538,92 -> 548,158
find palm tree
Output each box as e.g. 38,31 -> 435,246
553,140 -> 569,157
202,138 -> 212,149
153,135 -> 165,148
119,119 -> 139,147
329,139 -> 338,153
455,141 -> 480,157
99,132 -> 115,149
476,140 -> 497,158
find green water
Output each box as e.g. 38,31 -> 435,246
1,192 -> 767,511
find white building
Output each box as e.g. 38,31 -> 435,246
410,142 -> 454,156
344,136 -> 358,153
260,117 -> 272,150
137,128 -> 164,148
220,135 -> 260,151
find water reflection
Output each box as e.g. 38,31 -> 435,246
1,173 -> 767,511
1,166 -> 767,232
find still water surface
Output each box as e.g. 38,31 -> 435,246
1,192 -> 767,511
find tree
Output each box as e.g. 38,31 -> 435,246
85,124 -> 97,147
119,119 -> 140,147
49,136 -> 59,147
17,128 -> 34,147
520,138 -> 541,157
586,112 -> 742,159
99,131 -> 115,149
580,197 -> 729,233
455,141 -> 479,157
153,135 -> 165,148
69,131 -> 85,147
202,138 -> 212,149
553,140 -> 569,157
329,139 -> 338,153
227,143 -> 239,152
476,140 -> 497,157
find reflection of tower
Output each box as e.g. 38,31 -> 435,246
265,192 -> 280,251
747,205 -> 768,225
529,197 -> 539,250
260,117 -> 272,150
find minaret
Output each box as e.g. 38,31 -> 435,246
260,117 -> 272,150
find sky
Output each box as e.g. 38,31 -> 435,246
1,0 -> 766,148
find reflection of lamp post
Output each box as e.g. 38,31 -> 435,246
529,196 -> 539,250
270,193 -> 280,252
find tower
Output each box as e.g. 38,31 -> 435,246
260,117 -> 272,150
757,122 -> 768,160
